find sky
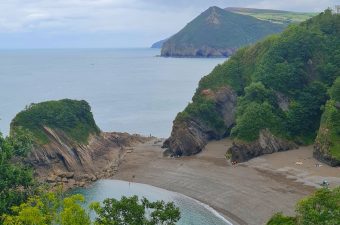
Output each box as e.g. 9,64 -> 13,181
0,0 -> 338,48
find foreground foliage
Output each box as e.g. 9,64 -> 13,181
2,192 -> 90,225
90,195 -> 181,225
2,193 -> 180,225
0,131 -> 35,218
267,187 -> 340,225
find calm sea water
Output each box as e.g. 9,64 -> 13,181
71,180 -> 231,225
0,48 -> 224,137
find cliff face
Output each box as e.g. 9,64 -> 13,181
161,6 -> 284,58
163,86 -> 237,156
228,130 -> 297,162
26,127 -> 148,189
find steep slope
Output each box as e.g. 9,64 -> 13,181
161,6 -> 285,57
163,10 -> 340,164
11,99 -> 149,189
225,7 -> 317,24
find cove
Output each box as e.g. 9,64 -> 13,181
70,179 -> 232,225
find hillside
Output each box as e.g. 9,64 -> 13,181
161,6 -> 285,57
225,7 -> 317,24
163,10 -> 340,166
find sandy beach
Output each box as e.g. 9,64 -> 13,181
112,138 -> 340,225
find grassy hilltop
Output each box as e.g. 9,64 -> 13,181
225,7 -> 317,24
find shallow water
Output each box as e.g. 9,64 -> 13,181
0,48 -> 224,137
70,180 -> 231,225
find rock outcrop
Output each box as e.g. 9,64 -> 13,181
227,129 -> 298,162
163,86 -> 237,156
314,141 -> 340,167
10,99 -> 152,189
26,127 -> 149,189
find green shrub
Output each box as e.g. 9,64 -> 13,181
267,213 -> 296,225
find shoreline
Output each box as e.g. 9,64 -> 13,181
111,138 -> 340,225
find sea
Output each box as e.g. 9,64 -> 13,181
0,48 -> 224,137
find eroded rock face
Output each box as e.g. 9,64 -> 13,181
163,86 -> 237,156
228,129 -> 298,162
314,146 -> 340,167
314,128 -> 340,167
26,127 -> 149,189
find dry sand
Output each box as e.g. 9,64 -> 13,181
112,138 -> 340,225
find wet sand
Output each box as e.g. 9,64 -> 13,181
112,138 -> 340,225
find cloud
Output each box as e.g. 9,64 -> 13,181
0,0 -> 338,47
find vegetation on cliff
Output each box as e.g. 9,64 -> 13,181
161,6 -> 284,57
10,99 -> 100,145
174,10 -> 339,148
267,187 -> 340,225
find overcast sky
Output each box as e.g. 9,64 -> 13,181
0,0 -> 338,48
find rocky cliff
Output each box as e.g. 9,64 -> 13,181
163,86 -> 237,156
161,6 -> 284,58
26,127 -> 148,189
10,99 -> 150,189
227,130 -> 297,162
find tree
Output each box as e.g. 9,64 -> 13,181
0,131 -> 35,217
267,187 -> 340,225
296,187 -> 340,225
60,194 -> 91,225
90,195 -> 181,225
2,192 -> 91,225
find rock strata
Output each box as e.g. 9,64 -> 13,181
26,128 -> 149,190
163,86 -> 237,156
227,129 -> 298,162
